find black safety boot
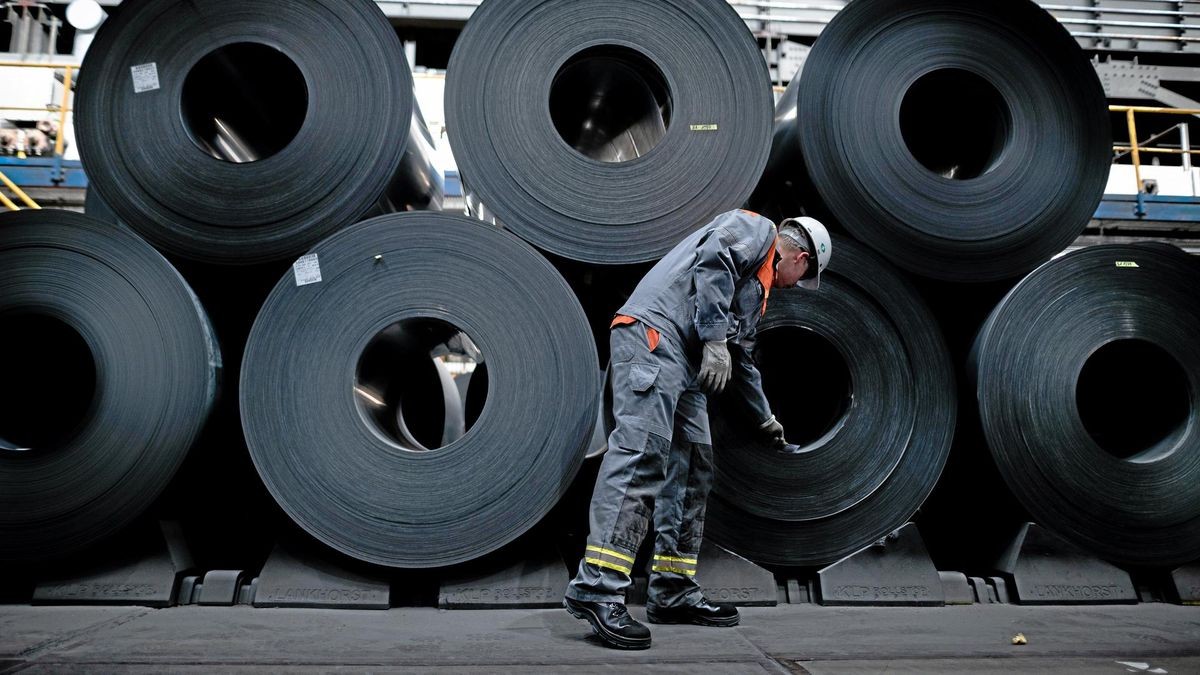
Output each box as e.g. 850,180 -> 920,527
646,598 -> 740,627
564,597 -> 652,650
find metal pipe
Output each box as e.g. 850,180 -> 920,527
15,8 -> 32,54
1136,123 -> 1184,149
0,61 -> 83,68
55,66 -> 71,157
1114,146 -> 1200,155
1111,105 -> 1200,115
1181,124 -> 1192,173
27,8 -> 45,55
46,15 -> 60,57
729,1 -> 844,10
1071,31 -> 1200,43
1040,3 -> 1200,19
737,12 -> 834,22
375,0 -> 482,7
1127,108 -> 1145,196
0,106 -> 65,112
1058,17 -> 1200,31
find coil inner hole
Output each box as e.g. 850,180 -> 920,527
0,314 -> 96,453
181,42 -> 308,163
549,45 -> 672,163
1076,339 -> 1191,463
757,327 -> 852,448
355,319 -> 485,452
899,68 -> 1011,180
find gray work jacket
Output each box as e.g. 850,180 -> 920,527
618,209 -> 776,424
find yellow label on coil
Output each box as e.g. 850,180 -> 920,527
690,124 -> 719,132
1116,261 -> 1140,268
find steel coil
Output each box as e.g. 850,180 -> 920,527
240,213 -> 600,568
75,0 -> 442,266
0,210 -> 219,564
445,0 -> 773,265
973,245 -> 1200,568
706,238 -> 956,567
752,0 -> 1110,283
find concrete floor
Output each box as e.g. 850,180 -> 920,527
0,604 -> 1197,673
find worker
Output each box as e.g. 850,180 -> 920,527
564,210 -> 832,650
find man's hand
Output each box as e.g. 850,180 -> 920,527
759,415 -> 786,450
699,340 -> 732,394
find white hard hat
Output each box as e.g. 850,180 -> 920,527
781,217 -> 832,290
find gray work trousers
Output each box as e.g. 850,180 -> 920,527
565,322 -> 715,609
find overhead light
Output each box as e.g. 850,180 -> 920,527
66,0 -> 106,32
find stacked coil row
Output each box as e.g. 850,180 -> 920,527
2,0 -> 1195,582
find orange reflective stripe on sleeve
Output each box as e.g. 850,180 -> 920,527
611,315 -> 660,352
646,328 -> 660,352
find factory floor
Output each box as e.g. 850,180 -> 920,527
0,603 -> 1197,673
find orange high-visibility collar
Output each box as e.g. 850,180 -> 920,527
756,238 -> 778,316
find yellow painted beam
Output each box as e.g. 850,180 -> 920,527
0,171 -> 40,209
1126,109 -> 1144,195
0,191 -> 20,211
1110,104 -> 1200,115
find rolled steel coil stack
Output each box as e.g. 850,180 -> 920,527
706,239 -> 956,567
737,0 -> 1196,578
75,0 -> 443,265
240,213 -> 600,568
2,0 -> 772,574
2,0 -> 453,568
4,0 -> 1192,589
445,0 -> 774,265
971,245 -> 1200,569
692,0 -> 1112,571
751,0 -> 1111,284
0,210 -> 220,565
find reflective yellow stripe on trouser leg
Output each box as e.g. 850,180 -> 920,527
587,545 -> 636,564
651,566 -> 697,576
585,545 -> 635,575
652,554 -> 698,576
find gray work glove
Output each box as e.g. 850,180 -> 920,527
759,415 -> 787,450
699,340 -> 732,394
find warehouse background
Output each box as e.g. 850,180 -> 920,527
3,0 -> 1200,254
0,0 -> 1198,618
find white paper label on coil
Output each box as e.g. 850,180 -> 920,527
293,254 -> 323,286
130,63 -> 161,93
